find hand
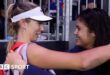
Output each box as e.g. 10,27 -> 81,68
5,51 -> 26,73
5,51 -> 24,65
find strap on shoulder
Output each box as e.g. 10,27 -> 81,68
16,43 -> 28,63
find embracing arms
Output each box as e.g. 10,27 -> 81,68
26,43 -> 110,71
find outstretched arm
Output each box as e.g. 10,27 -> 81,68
23,43 -> 110,71
79,44 -> 110,70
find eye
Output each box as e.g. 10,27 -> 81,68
38,21 -> 43,25
76,25 -> 80,31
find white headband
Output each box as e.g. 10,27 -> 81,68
11,7 -> 52,22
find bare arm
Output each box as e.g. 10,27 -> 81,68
25,43 -> 110,71
80,44 -> 110,70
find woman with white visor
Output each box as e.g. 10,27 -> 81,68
5,1 -> 110,75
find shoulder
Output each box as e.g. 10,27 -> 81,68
27,42 -> 50,56
28,43 -> 48,51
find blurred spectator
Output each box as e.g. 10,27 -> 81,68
81,0 -> 97,11
0,8 -> 5,39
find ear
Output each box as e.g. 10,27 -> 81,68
19,19 -> 28,28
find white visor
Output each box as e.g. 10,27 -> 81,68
11,7 -> 52,22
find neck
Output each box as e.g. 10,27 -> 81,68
85,38 -> 95,49
85,43 -> 94,49
85,45 -> 93,49
16,31 -> 31,43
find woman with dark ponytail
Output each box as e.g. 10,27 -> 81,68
5,1 -> 110,75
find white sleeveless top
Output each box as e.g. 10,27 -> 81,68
13,43 -> 28,75
13,43 -> 56,75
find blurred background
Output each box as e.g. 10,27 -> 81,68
0,0 -> 109,50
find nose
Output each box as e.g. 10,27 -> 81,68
40,25 -> 44,31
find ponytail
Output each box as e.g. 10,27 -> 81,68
6,2 -> 38,52
7,4 -> 15,52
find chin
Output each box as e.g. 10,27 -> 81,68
76,43 -> 81,46
76,41 -> 82,46
75,39 -> 80,45
31,38 -> 37,42
31,39 -> 36,42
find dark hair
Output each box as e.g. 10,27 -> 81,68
7,2 -> 38,51
77,8 -> 110,47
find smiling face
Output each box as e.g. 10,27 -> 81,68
74,19 -> 95,49
25,19 -> 44,41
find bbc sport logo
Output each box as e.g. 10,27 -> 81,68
0,64 -> 10,70
0,64 -> 29,70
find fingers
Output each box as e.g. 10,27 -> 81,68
5,52 -> 12,64
5,52 -> 17,64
